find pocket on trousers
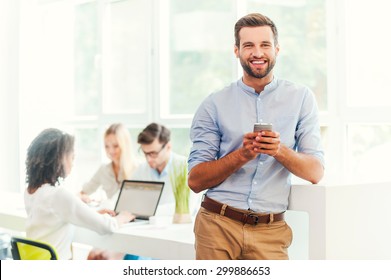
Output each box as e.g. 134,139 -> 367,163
199,207 -> 218,219
283,222 -> 293,248
194,208 -> 216,235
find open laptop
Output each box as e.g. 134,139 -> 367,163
114,180 -> 164,224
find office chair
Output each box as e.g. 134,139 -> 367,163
11,236 -> 58,260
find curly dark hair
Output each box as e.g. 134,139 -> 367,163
26,128 -> 74,191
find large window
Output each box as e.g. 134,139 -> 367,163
13,0 -> 391,190
343,0 -> 391,183
159,0 -> 236,117
247,0 -> 328,110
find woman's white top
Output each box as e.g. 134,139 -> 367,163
81,163 -> 121,199
24,184 -> 119,260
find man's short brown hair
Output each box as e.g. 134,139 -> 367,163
234,13 -> 278,47
137,123 -> 171,145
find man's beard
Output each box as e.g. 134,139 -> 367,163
240,57 -> 276,79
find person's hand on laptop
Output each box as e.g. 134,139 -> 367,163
115,211 -> 136,224
97,208 -> 116,217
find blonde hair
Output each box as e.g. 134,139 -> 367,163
104,123 -> 136,180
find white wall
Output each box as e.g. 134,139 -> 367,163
0,0 -> 20,192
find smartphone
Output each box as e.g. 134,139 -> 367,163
253,123 -> 273,132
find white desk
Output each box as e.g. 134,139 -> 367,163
0,191 -> 27,233
73,222 -> 195,260
2,182 -> 391,260
0,191 -> 195,260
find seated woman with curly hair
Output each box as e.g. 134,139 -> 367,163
24,128 -> 135,260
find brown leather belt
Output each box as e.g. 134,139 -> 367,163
201,195 -> 284,225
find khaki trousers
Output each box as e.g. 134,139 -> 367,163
194,207 -> 293,260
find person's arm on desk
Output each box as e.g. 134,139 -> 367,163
97,209 -> 135,224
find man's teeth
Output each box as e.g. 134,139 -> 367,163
252,61 -> 265,64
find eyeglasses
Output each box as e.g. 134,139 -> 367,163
139,142 -> 167,158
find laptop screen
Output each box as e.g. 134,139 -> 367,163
114,180 -> 164,219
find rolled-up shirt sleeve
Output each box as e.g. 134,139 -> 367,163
188,96 -> 221,172
295,88 -> 325,167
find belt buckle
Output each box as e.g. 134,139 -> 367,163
248,214 -> 259,225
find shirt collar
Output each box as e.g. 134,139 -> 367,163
237,76 -> 278,96
154,152 -> 173,178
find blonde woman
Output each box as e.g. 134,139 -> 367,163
80,123 -> 137,205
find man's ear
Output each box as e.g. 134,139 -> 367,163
275,43 -> 280,56
234,45 -> 239,58
166,141 -> 172,152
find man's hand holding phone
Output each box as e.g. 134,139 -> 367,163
252,123 -> 280,157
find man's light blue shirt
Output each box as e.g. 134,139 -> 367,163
188,77 -> 324,213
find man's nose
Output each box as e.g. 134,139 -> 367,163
146,155 -> 154,162
252,46 -> 264,58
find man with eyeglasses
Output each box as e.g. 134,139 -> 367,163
87,123 -> 198,260
133,122 -> 195,216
